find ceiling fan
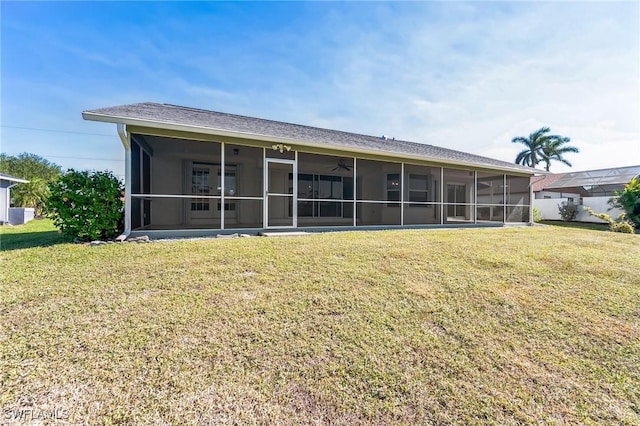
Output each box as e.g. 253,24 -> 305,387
332,159 -> 352,172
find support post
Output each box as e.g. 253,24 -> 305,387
117,123 -> 131,237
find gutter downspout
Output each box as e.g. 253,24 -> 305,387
117,123 -> 131,239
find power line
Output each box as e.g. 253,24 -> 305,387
1,125 -> 116,137
2,153 -> 122,162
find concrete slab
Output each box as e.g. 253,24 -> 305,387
259,231 -> 309,237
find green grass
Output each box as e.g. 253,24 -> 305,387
0,219 -> 68,251
1,226 -> 639,424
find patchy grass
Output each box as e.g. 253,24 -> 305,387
1,227 -> 639,424
0,219 -> 67,251
541,219 -> 640,234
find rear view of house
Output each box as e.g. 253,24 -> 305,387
83,103 -> 536,237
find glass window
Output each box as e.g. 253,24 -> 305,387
386,173 -> 401,202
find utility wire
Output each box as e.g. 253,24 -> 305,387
1,125 -> 116,137
2,153 -> 122,162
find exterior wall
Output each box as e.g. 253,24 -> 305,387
533,196 -> 622,223
0,187 -> 8,223
578,196 -> 623,223
535,191 -> 580,203
533,198 -> 567,221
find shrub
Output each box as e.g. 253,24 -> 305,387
609,177 -> 640,229
558,201 -> 578,222
532,207 -> 543,223
583,207 -> 635,234
47,170 -> 124,241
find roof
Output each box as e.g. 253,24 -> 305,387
543,165 -> 640,190
0,173 -> 29,184
83,102 -> 537,174
531,173 -> 566,192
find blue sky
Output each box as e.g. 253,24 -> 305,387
2,1 -> 639,178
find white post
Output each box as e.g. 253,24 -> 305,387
117,124 -> 131,236
400,163 -> 404,226
474,171 -> 477,224
293,151 -> 298,228
220,143 -> 225,230
263,148 -> 267,228
503,174 -> 507,224
440,167 -> 444,225
353,157 -> 357,227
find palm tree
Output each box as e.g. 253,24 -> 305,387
512,127 -> 578,170
540,137 -> 579,171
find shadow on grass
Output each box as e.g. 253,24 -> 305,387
541,220 -> 639,234
0,231 -> 71,251
540,220 -> 609,232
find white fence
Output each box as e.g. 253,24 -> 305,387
533,196 -> 623,223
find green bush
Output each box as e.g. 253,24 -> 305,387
532,207 -> 543,223
583,207 -> 635,234
610,220 -> 635,234
558,201 -> 578,221
47,170 -> 124,241
609,177 -> 640,229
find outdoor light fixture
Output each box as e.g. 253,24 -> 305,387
271,143 -> 291,153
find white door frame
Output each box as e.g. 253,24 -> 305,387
264,157 -> 297,228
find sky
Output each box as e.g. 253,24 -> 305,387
1,1 -> 639,179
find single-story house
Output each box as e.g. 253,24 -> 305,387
83,102 -> 537,238
532,165 -> 640,222
0,173 -> 33,225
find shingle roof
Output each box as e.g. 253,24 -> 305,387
83,102 -> 537,174
531,173 -> 566,192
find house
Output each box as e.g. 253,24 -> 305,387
0,173 -> 32,225
532,165 -> 640,222
83,103 -> 537,238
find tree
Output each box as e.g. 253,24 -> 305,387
0,153 -> 62,215
609,177 -> 640,229
512,127 -> 578,171
540,137 -> 579,172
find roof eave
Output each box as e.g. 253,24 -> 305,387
0,176 -> 29,184
82,111 -> 538,175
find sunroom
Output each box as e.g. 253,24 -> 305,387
83,103 -> 535,237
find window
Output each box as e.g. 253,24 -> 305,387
191,166 -> 211,211
217,168 -> 237,197
408,174 -> 431,204
386,173 -> 400,202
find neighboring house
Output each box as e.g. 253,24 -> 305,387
532,165 -> 640,222
0,173 -> 33,225
83,102 -> 538,238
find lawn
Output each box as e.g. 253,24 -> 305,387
1,223 -> 639,424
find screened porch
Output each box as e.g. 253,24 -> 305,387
127,134 -> 531,233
